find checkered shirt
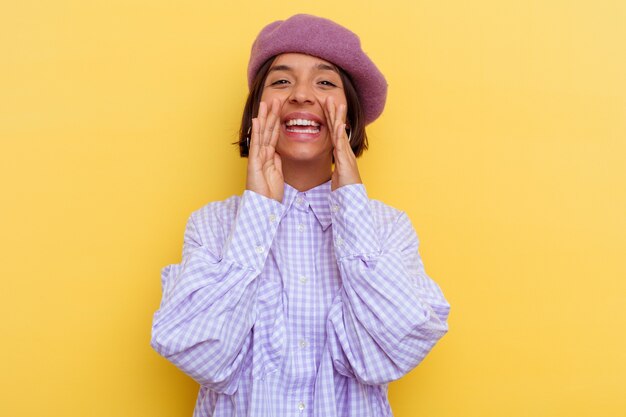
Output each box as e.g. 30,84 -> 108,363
151,181 -> 450,417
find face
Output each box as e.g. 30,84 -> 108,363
260,53 -> 348,164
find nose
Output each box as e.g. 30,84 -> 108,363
288,82 -> 315,105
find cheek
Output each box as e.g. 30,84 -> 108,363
261,89 -> 291,104
334,91 -> 348,107
314,90 -> 347,105
260,90 -> 272,102
259,89 -> 275,103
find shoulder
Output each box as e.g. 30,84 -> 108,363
368,197 -> 417,245
368,198 -> 404,226
191,194 -> 241,226
185,194 -> 242,250
334,183 -> 412,234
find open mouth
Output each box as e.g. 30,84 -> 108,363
284,118 -> 322,134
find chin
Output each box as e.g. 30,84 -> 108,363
279,149 -> 329,163
277,139 -> 332,163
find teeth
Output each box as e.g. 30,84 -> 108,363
286,127 -> 320,134
285,119 -> 320,127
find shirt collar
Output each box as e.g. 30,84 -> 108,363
282,180 -> 333,231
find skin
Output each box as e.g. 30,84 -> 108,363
246,53 -> 362,202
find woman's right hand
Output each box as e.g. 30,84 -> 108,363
246,99 -> 284,203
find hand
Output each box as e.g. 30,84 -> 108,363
323,97 -> 362,191
246,99 -> 284,202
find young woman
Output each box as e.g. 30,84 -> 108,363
151,14 -> 450,417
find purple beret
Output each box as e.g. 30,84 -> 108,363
247,14 -> 388,125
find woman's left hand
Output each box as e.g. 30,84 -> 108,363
324,97 -> 362,191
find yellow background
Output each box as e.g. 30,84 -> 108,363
1,0 -> 624,416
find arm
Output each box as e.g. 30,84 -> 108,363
326,184 -> 450,385
150,191 -> 284,394
152,98 -> 285,393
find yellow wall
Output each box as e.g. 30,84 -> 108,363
1,1 -> 624,416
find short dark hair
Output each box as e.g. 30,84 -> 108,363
236,56 -> 368,157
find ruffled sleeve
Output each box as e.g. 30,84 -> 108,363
151,191 -> 284,394
326,184 -> 450,385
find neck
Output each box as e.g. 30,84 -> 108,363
282,157 -> 332,192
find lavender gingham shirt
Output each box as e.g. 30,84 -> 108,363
151,181 -> 450,417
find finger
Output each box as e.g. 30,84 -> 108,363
323,98 -> 338,147
322,99 -> 332,142
249,117 -> 260,158
257,101 -> 267,137
339,104 -> 349,147
334,103 -> 345,140
334,122 -> 347,153
338,121 -> 357,159
265,98 -> 280,146
326,97 -> 336,130
268,100 -> 282,148
336,103 -> 347,126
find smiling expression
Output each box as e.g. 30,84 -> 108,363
260,53 -> 348,164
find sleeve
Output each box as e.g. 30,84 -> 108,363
150,191 -> 284,394
326,184 -> 450,385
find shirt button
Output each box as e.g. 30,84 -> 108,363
299,339 -> 308,348
269,214 -> 276,223
298,275 -> 308,284
296,197 -> 304,205
255,245 -> 264,254
331,204 -> 339,213
336,236 -> 344,247
297,402 -> 305,411
297,223 -> 305,232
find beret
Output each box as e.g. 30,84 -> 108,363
247,14 -> 387,125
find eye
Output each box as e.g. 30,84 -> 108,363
269,79 -> 290,86
318,80 -> 337,87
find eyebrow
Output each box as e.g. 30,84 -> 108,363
268,63 -> 339,74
